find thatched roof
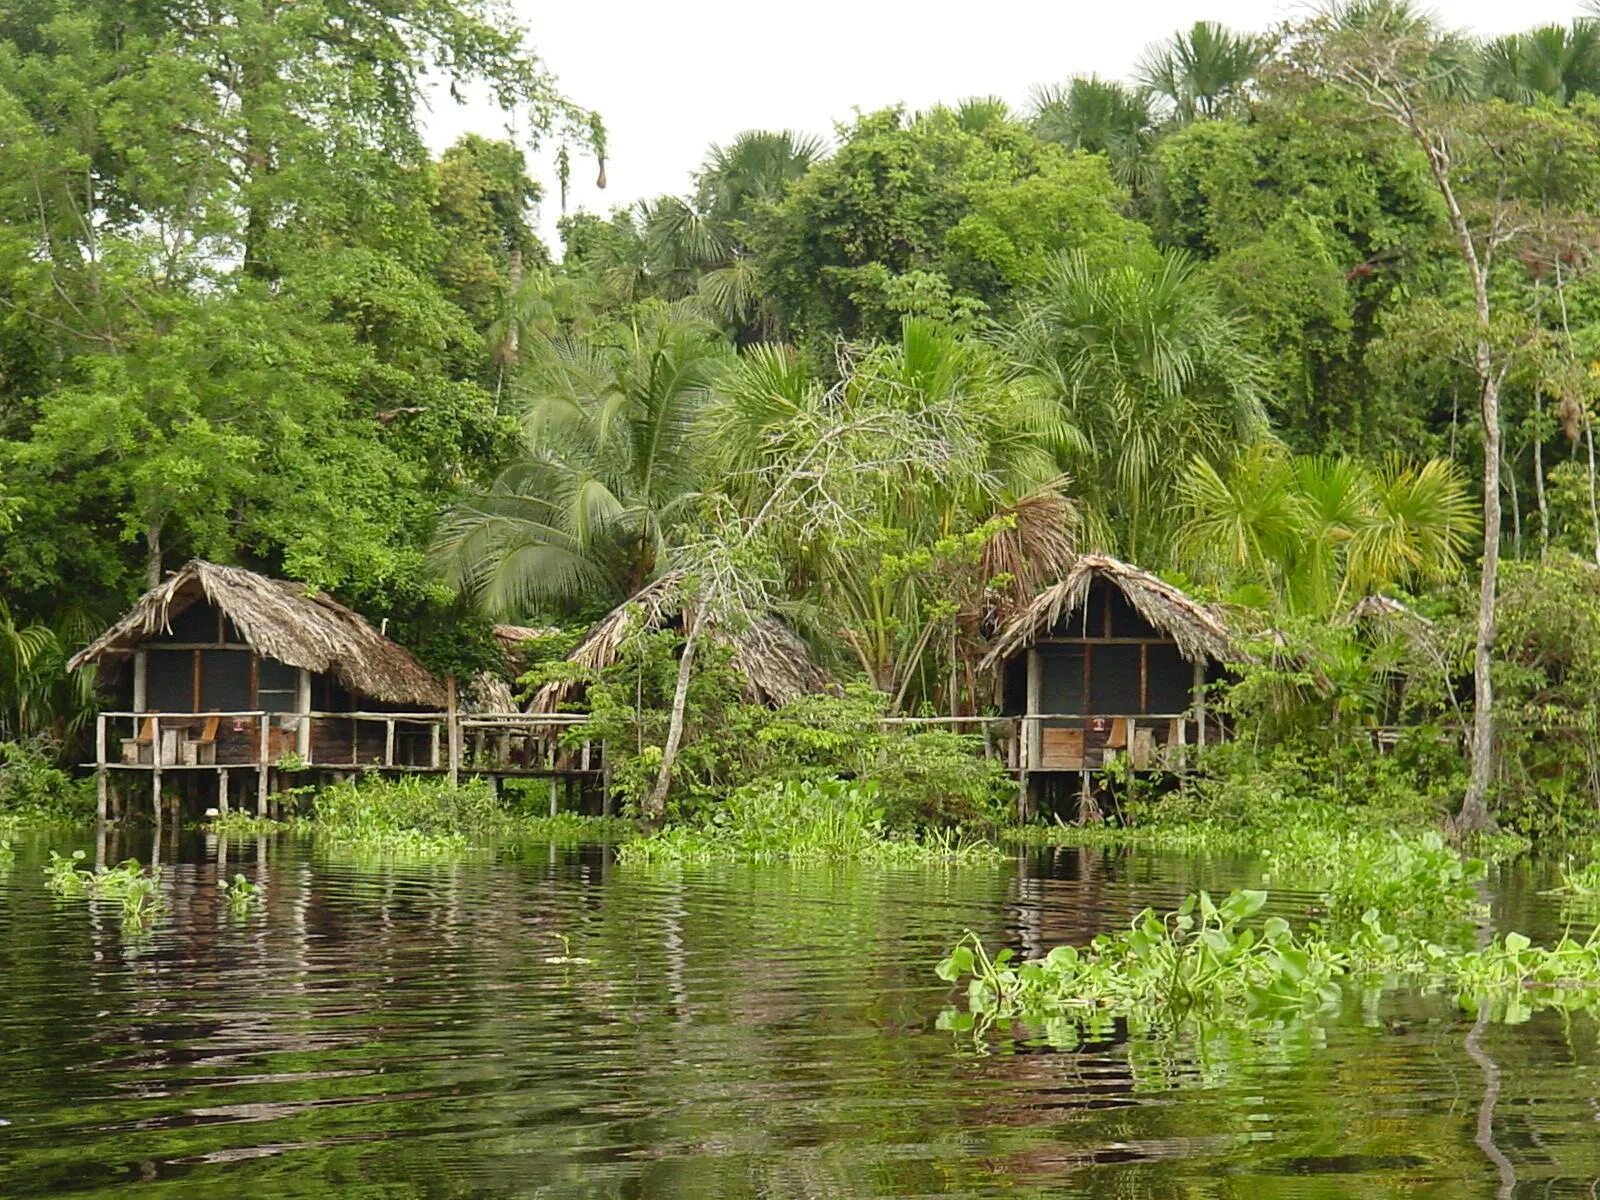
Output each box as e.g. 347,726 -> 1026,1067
531,572 -> 833,712
981,554 -> 1232,671
68,560 -> 447,707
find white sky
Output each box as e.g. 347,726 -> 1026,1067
424,1 -> 1592,250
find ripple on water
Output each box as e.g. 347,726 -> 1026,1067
1,837 -> 1599,1198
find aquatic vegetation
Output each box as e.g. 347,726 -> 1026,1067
205,811 -> 290,837
42,850 -> 163,928
1263,828 -> 1484,931
312,775 -> 503,837
1549,855 -> 1600,898
616,778 -> 1005,866
937,885 -> 1600,1041
0,838 -> 12,870
314,828 -> 473,863
219,873 -> 262,918
541,933 -> 594,965
507,812 -> 636,844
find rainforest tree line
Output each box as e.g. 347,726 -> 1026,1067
7,0 -> 1600,831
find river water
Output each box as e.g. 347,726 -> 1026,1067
1,829 -> 1598,1198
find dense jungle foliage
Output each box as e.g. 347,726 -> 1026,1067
9,1 -> 1600,837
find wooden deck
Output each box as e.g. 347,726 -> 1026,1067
88,709 -> 602,819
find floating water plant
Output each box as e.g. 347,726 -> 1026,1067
541,932 -> 594,966
219,873 -> 262,918
43,850 -> 163,929
937,887 -> 1600,1041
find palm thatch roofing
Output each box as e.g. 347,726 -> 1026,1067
531,572 -> 833,712
981,554 -> 1233,671
68,560 -> 447,708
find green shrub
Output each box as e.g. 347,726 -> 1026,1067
0,737 -> 93,821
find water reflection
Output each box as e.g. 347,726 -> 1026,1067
0,831 -> 1597,1197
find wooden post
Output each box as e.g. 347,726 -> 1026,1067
219,768 -> 231,816
95,713 -> 108,823
384,719 -> 396,769
446,677 -> 461,789
257,712 -> 269,817
151,715 -> 163,827
1193,659 -> 1208,750
133,649 -> 148,712
1025,647 -> 1042,769
296,668 -> 312,761
547,739 -> 558,816
430,723 -> 441,770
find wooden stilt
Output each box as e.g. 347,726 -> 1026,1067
219,768 -> 231,816
95,713 -> 108,824
257,712 -> 269,817
446,677 -> 461,789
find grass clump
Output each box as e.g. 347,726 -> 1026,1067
617,778 -> 1005,867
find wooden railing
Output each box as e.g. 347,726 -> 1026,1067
89,710 -> 598,820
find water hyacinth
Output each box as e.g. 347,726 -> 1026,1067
42,850 -> 163,930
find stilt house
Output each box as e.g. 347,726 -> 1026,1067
69,561 -> 451,807
983,555 -> 1232,783
530,571 -> 833,713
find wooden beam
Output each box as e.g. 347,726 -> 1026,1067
446,676 -> 461,789
133,650 -> 148,712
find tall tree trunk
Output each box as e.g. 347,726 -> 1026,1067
1462,363 -> 1502,836
1416,139 -> 1499,836
1532,395 -> 1549,559
644,605 -> 704,824
145,523 -> 163,588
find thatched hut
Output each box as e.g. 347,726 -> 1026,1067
530,572 -> 833,713
70,560 -> 445,769
983,555 -> 1232,775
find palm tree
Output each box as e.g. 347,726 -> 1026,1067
1481,20 -> 1600,105
635,129 -> 824,338
1137,21 -> 1268,123
694,129 -> 823,226
1029,76 -> 1156,190
1175,450 -> 1475,615
0,600 -> 97,745
1006,248 -> 1269,562
434,304 -> 733,617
